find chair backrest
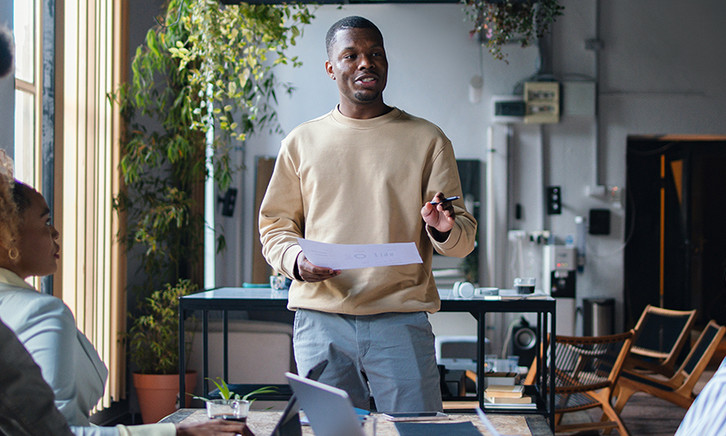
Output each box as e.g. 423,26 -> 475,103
551,331 -> 634,394
675,321 -> 726,388
631,305 -> 696,362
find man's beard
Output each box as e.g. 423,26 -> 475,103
354,91 -> 379,102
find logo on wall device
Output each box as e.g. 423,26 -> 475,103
453,281 -> 475,299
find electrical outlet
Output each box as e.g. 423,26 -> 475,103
547,186 -> 562,215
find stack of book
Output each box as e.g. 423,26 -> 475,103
483,385 -> 535,409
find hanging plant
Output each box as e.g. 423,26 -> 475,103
463,0 -> 564,62
111,0 -> 314,376
112,0 -> 314,291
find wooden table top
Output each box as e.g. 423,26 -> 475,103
160,408 -> 552,436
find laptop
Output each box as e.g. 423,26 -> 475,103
285,371 -> 367,436
270,360 -> 328,436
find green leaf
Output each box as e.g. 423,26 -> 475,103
242,385 -> 279,402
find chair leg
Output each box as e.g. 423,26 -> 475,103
554,412 -> 564,426
601,412 -> 615,435
613,384 -> 637,415
601,399 -> 630,436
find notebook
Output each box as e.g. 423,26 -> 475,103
270,360 -> 328,436
394,421 -> 482,436
285,372 -> 367,436
395,407 -> 506,436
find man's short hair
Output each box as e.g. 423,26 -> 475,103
325,16 -> 383,57
0,26 -> 14,78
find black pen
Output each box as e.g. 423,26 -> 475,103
429,195 -> 460,205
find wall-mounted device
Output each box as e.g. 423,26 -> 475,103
491,95 -> 526,124
562,81 -> 596,117
217,188 -> 238,217
524,81 -> 560,124
546,244 -> 577,335
548,245 -> 576,298
589,208 -> 611,235
546,186 -> 562,215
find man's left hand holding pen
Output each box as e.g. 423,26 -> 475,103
421,192 -> 457,242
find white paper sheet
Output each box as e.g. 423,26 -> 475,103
297,238 -> 423,270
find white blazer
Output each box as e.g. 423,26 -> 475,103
0,268 -> 107,426
0,268 -> 174,436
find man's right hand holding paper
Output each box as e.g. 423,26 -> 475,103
295,252 -> 341,282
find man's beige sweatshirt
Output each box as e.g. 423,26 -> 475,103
259,107 -> 477,315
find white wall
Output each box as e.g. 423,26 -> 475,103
121,1 -> 726,335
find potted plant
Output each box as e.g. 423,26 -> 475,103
112,0 -> 314,423
128,279 -> 199,423
462,0 -> 564,61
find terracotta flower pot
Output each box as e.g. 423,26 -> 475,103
133,371 -> 197,423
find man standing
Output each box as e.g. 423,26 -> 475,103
259,16 -> 477,413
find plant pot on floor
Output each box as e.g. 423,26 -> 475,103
133,371 -> 197,423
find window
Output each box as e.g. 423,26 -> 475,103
13,0 -> 41,293
13,0 -> 40,187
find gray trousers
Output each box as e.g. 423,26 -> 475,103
293,309 -> 442,413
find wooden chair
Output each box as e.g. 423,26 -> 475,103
624,305 -> 697,377
614,320 -> 726,412
525,331 -> 634,435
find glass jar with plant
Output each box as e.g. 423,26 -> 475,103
462,0 -> 564,61
194,378 -> 277,421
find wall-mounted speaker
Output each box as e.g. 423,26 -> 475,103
511,319 -> 538,367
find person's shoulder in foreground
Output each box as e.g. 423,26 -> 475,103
675,356 -> 726,435
0,318 -> 74,436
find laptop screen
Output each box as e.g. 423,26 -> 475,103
285,371 -> 365,436
270,360 -> 328,436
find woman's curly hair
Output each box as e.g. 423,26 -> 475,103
0,172 -> 19,251
0,151 -> 33,255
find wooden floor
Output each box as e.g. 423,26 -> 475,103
443,365 -> 719,435
565,367 -> 717,435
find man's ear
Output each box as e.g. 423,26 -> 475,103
325,60 -> 335,80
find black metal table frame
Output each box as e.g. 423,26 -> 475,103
179,287 -> 556,430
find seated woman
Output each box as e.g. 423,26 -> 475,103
0,166 -> 253,435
